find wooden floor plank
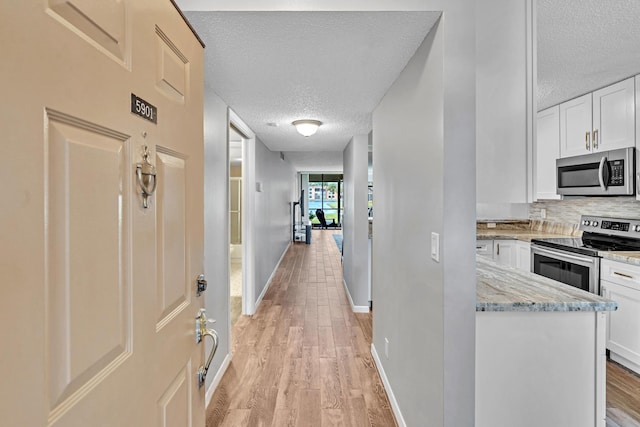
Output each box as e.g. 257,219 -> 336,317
607,360 -> 640,424
206,231 -> 395,427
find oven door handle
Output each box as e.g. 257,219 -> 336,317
598,156 -> 608,190
531,245 -> 596,264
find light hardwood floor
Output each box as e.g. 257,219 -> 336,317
207,230 -> 396,427
607,360 -> 640,426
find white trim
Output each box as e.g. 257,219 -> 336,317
205,352 -> 232,408
371,343 -> 406,427
228,109 -> 257,316
254,242 -> 291,311
342,279 -> 370,313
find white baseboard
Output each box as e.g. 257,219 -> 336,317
342,279 -> 370,313
254,242 -> 291,311
371,343 -> 406,427
205,352 -> 232,408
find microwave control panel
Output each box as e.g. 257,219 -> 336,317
609,160 -> 624,186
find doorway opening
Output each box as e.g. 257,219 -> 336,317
229,124 -> 244,327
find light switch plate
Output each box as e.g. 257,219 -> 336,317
431,232 -> 440,262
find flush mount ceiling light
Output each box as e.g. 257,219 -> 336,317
292,119 -> 322,137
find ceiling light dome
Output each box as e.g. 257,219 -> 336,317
292,119 -> 322,137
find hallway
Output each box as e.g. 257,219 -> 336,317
206,230 -> 396,426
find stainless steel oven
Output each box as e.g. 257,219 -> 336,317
530,244 -> 600,294
531,215 -> 640,295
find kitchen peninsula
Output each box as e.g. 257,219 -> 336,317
476,256 -> 617,427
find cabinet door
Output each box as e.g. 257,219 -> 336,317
592,78 -> 635,153
560,93 -> 592,158
601,281 -> 640,374
494,240 -> 517,267
535,106 -> 561,200
476,240 -> 494,258
515,241 -> 531,272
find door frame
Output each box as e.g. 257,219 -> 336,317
228,110 -> 256,319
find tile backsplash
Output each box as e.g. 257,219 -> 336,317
530,197 -> 640,225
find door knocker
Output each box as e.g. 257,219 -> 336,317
136,145 -> 157,208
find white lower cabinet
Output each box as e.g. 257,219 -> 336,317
600,259 -> 640,375
494,240 -> 517,267
479,239 -> 531,272
476,240 -> 494,257
515,241 -> 531,272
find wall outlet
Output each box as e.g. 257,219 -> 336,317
541,208 -> 547,219
487,222 -> 496,228
384,337 -> 389,359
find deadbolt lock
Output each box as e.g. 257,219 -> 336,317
196,274 -> 207,296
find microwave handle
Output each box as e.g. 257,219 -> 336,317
598,156 -> 608,190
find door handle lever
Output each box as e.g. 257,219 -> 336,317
195,308 -> 219,388
197,328 -> 219,388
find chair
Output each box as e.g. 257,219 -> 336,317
315,209 -> 327,229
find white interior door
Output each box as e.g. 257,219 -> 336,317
0,1 -> 205,426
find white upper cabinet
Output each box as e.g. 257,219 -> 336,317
559,93 -> 592,158
560,77 -> 635,158
535,106 -> 561,200
592,78 -> 635,153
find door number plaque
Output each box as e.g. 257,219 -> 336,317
131,93 -> 157,124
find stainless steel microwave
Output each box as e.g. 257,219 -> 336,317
556,147 -> 635,196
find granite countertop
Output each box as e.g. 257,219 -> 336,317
476,256 -> 617,312
599,251 -> 640,266
476,229 -> 570,242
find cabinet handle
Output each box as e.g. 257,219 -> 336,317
593,129 -> 599,149
613,271 -> 633,279
585,131 -> 591,150
496,243 -> 500,255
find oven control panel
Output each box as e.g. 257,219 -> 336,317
580,215 -> 640,235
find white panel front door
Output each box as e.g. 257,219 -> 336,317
0,1 -> 205,426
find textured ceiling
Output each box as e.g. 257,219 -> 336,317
537,0 -> 640,110
185,11 -> 439,169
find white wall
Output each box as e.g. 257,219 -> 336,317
203,91 -> 230,391
342,134 -> 369,308
476,0 -> 534,204
253,137 -> 297,301
372,8 -> 476,427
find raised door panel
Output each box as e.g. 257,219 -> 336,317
592,78 -> 635,152
46,0 -> 129,63
535,106 -> 561,200
560,93 -> 592,158
155,148 -> 189,327
44,110 -> 136,425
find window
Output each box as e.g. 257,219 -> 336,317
308,174 -> 343,226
